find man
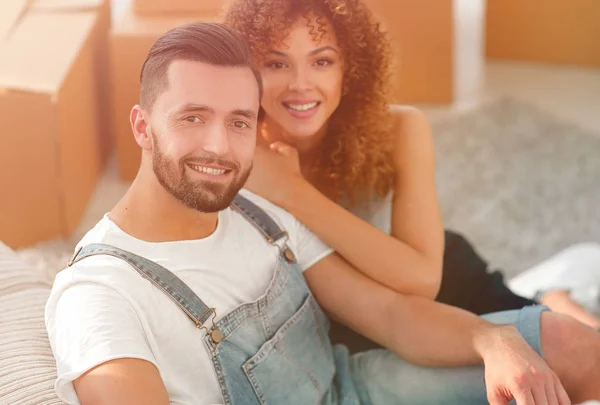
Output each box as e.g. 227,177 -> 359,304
45,22 -> 599,405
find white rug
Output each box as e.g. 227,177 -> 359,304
433,98 -> 600,278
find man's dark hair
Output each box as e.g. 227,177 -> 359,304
139,22 -> 262,110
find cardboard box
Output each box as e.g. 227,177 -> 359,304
0,12 -> 102,248
0,0 -> 29,40
32,0 -> 114,163
365,0 -> 454,103
111,8 -> 220,180
486,0 -> 600,67
134,0 -> 224,16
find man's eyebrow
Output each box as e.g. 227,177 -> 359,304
174,104 -> 215,114
169,105 -> 256,120
167,104 -> 214,120
232,109 -> 257,120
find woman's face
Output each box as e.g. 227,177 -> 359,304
260,16 -> 344,143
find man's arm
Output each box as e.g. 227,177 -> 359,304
74,359 -> 169,405
304,253 -> 569,405
46,281 -> 170,405
304,252 -> 495,366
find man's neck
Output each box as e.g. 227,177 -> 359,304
110,168 -> 219,243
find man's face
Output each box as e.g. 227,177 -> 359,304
148,60 -> 259,212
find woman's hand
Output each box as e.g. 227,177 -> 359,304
245,141 -> 308,207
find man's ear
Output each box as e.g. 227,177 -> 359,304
131,105 -> 153,152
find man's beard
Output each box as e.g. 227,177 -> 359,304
152,134 -> 251,213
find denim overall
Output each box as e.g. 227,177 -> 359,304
68,194 -> 547,405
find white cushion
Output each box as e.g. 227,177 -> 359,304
0,242 -> 52,297
0,243 -> 63,404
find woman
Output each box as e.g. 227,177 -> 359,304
223,0 -> 600,344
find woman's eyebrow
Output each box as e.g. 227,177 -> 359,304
266,46 -> 339,58
309,45 -> 339,56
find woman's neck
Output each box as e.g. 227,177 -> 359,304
260,117 -> 326,178
261,116 -> 326,152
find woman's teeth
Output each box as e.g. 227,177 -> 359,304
286,102 -> 318,111
190,165 -> 226,175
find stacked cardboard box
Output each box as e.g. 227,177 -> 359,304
0,0 -> 29,40
486,0 -> 600,68
111,2 -> 224,180
0,12 -> 101,248
363,0 -> 454,104
32,0 -> 114,163
134,0 -> 224,15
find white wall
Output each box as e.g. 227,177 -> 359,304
453,0 -> 486,106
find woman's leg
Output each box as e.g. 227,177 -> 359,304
538,290 -> 600,329
509,242 -> 600,329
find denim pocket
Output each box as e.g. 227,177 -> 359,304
242,294 -> 335,405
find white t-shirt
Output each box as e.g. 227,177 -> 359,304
348,193 -> 393,235
44,189 -> 333,405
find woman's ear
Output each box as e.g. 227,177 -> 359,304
130,105 -> 153,152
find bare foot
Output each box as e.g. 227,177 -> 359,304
540,290 -> 600,329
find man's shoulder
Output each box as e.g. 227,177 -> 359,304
51,252 -> 142,297
67,214 -> 158,274
236,189 -> 298,229
74,214 -> 117,249
235,190 -> 333,271
50,215 -> 148,298
233,189 -> 309,251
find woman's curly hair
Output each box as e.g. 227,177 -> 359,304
224,0 -> 397,206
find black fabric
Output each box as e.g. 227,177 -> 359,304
329,229 -> 538,353
436,230 -> 537,314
